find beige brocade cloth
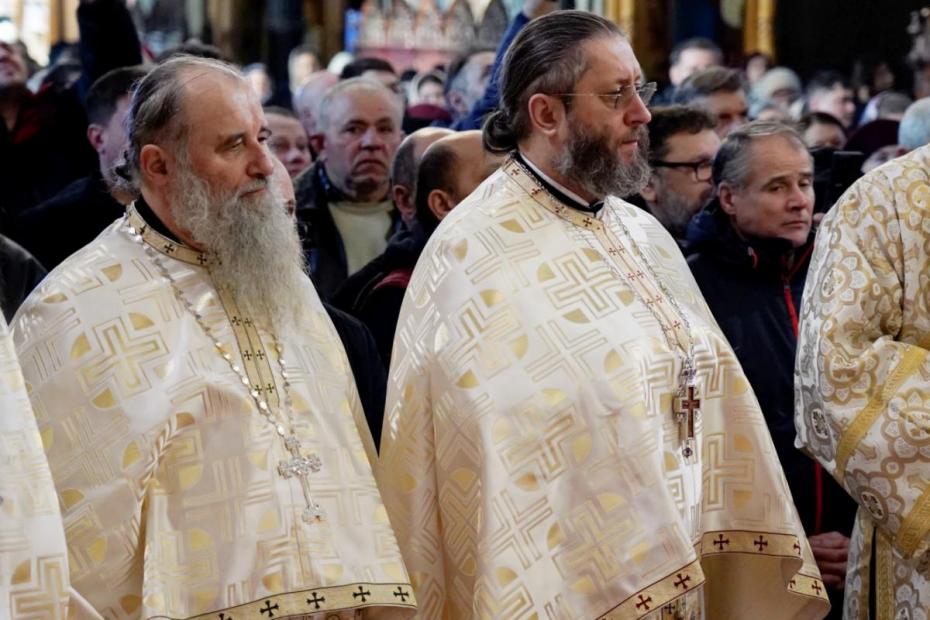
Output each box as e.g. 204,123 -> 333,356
796,144 -> 930,618
13,205 -> 415,619
379,158 -> 828,619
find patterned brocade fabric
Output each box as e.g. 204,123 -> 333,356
0,314 -> 70,618
796,145 -> 930,619
379,158 -> 829,619
11,206 -> 415,619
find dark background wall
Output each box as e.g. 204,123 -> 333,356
775,0 -> 924,82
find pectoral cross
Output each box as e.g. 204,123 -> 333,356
277,435 -> 325,523
676,385 -> 700,458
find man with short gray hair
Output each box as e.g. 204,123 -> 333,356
380,11 -> 827,619
13,55 -> 416,619
295,77 -> 404,300
688,121 -> 857,616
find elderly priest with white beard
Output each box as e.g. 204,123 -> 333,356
12,56 -> 415,620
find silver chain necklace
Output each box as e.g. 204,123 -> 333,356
123,217 -> 326,523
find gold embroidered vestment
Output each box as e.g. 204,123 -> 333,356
379,158 -> 828,619
12,206 -> 415,619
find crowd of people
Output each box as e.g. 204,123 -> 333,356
2,0 -> 930,618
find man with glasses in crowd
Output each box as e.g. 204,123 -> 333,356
379,11 -> 829,619
636,105 -> 720,248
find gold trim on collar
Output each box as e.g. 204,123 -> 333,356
504,157 -> 604,230
126,202 -> 212,268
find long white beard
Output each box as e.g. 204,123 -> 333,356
170,165 -> 309,338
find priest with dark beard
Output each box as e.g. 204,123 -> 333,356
13,56 -> 415,620
379,11 -> 829,619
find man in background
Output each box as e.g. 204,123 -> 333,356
637,105 -> 720,247
295,78 -> 404,299
264,105 -> 312,178
674,67 -> 749,137
17,66 -> 147,269
807,70 -> 857,130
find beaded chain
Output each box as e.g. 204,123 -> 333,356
123,217 -> 326,523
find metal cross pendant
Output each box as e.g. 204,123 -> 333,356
675,384 -> 700,458
277,435 -> 325,523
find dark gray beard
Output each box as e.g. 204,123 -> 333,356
652,182 -> 707,239
170,164 -> 309,337
553,119 -> 652,199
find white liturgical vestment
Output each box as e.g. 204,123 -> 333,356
379,156 -> 829,620
13,205 -> 416,619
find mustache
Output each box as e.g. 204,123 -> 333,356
236,178 -> 269,198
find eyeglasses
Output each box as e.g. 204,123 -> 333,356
649,159 -> 714,182
550,81 -> 657,110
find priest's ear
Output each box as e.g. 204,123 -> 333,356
427,188 -> 455,222
526,93 -> 566,138
138,143 -> 173,188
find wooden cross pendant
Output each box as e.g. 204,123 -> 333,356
277,435 -> 325,523
675,385 -> 700,458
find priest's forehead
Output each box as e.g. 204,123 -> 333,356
577,35 -> 643,89
177,68 -> 264,138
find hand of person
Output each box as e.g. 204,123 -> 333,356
808,531 -> 850,589
523,0 -> 560,20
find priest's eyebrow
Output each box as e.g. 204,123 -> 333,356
218,126 -> 271,149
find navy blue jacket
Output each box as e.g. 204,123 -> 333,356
687,205 -> 858,540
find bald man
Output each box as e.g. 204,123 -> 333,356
415,130 -> 506,233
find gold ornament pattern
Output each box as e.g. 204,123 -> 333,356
381,158 -> 828,619
796,144 -> 930,619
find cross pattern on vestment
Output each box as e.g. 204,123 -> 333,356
635,595 -> 653,610
259,600 -> 279,617
243,350 -> 253,361
676,385 -> 700,457
754,536 -> 769,552
277,435 -> 324,523
163,243 -> 176,254
307,592 -> 325,609
673,573 -> 691,590
811,582 -> 823,595
256,350 -> 266,360
393,587 -> 410,602
353,586 -> 372,602
197,253 -> 208,265
712,534 -> 730,550
793,541 -> 802,555
218,614 -> 233,620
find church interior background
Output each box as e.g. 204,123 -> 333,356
1,0 -> 929,95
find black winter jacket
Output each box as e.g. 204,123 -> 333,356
686,205 -> 858,539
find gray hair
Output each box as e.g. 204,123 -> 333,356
898,98 -> 930,151
713,120 -> 809,188
483,10 -> 624,153
314,77 -> 403,132
116,55 -> 243,195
